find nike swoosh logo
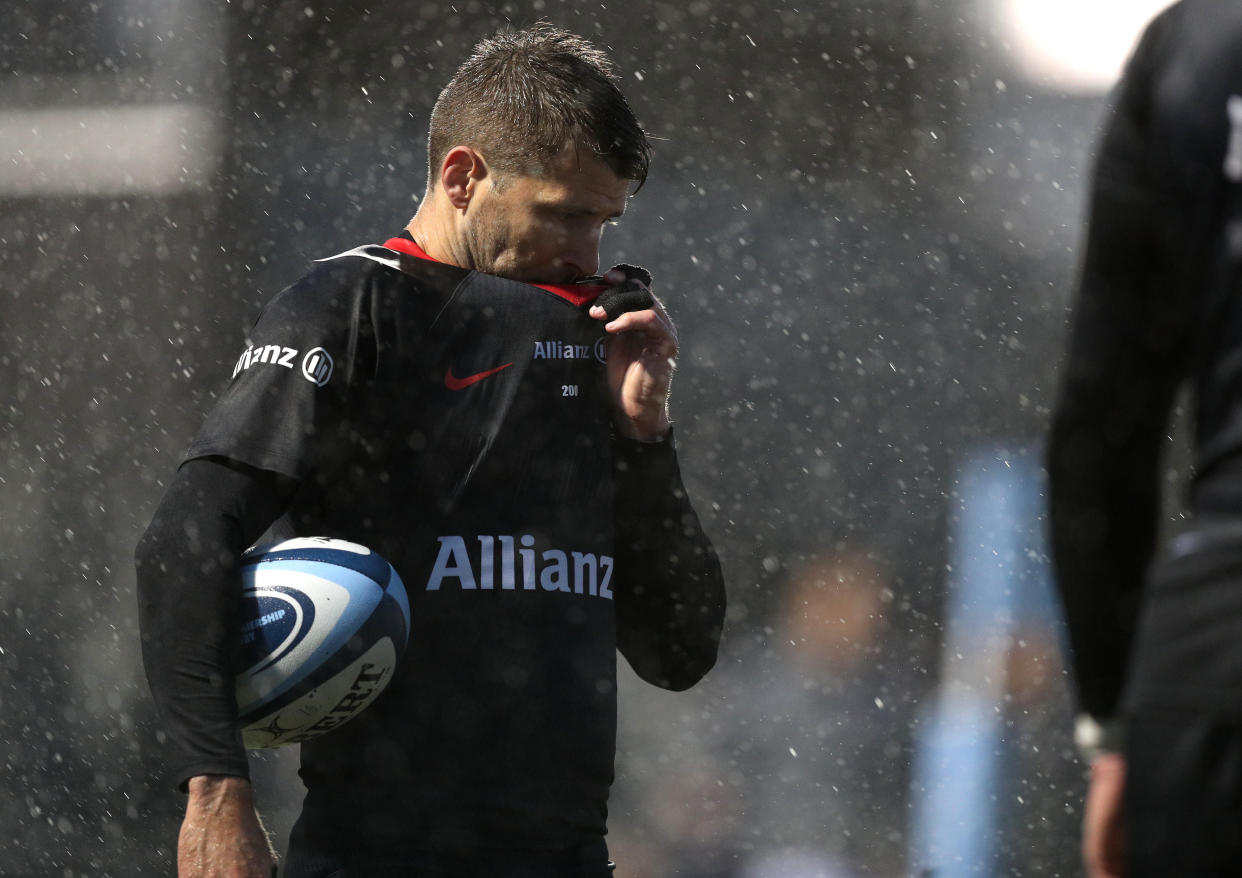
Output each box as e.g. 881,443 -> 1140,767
444,362 -> 513,391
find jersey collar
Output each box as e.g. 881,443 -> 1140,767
383,235 -> 605,306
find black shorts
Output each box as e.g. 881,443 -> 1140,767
1124,708 -> 1242,877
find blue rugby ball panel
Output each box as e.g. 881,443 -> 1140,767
234,537 -> 409,748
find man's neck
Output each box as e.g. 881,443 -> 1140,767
405,199 -> 468,269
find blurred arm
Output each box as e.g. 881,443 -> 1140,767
1046,29 -> 1193,724
1082,752 -> 1127,878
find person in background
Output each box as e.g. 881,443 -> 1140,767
1048,2 -> 1242,875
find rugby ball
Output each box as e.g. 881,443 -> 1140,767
235,537 -> 410,748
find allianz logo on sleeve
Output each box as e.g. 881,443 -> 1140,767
232,343 -> 334,386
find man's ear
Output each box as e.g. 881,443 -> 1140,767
440,146 -> 488,210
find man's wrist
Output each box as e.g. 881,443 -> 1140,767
1074,714 -> 1125,763
186,774 -> 254,804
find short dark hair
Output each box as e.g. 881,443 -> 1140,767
428,23 -> 651,188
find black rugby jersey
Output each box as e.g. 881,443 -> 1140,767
1049,0 -> 1242,723
167,235 -> 725,853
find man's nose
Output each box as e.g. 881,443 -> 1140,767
565,231 -> 601,279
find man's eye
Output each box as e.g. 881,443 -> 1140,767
552,209 -> 618,227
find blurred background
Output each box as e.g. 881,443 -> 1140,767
0,0 -> 1179,874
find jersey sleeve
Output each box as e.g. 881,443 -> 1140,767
185,260 -> 375,479
612,431 -> 727,690
135,457 -> 295,790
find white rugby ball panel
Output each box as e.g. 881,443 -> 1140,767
235,571 -> 368,714
238,585 -> 311,675
234,537 -> 410,748
247,537 -> 398,588
241,637 -> 398,748
258,536 -> 372,556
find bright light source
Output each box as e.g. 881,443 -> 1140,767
0,104 -> 220,197
999,0 -> 1176,94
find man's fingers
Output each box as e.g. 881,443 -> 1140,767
592,282 -> 655,321
606,262 -> 653,286
600,305 -> 676,344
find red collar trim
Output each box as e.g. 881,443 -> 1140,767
382,236 -> 605,306
533,279 -> 605,306
383,236 -> 436,262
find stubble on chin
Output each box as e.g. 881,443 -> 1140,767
461,215 -> 533,282
461,214 -> 576,284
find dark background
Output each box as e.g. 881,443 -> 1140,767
1,0 -> 1138,874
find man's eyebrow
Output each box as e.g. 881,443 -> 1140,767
556,203 -> 626,220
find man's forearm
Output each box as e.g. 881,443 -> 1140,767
612,431 -> 726,689
180,774 -> 277,878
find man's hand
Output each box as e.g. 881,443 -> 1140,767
1083,752 -> 1126,878
179,775 -> 276,878
589,266 -> 677,442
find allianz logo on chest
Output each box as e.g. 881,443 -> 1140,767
426,534 -> 614,600
532,338 -> 607,363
